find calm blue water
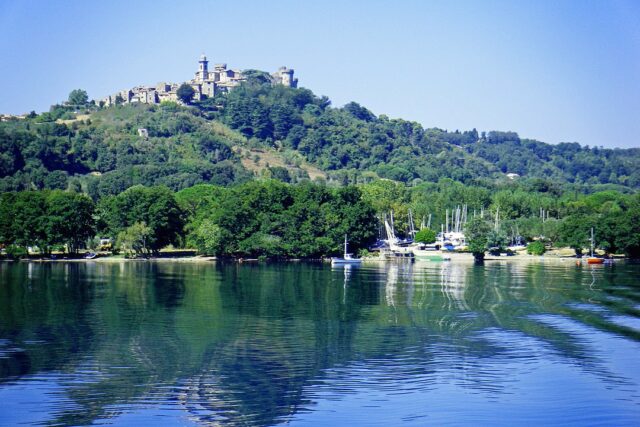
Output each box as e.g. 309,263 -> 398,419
0,260 -> 639,426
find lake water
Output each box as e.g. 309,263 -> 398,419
0,260 -> 639,426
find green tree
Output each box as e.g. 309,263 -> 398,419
68,89 -> 89,106
465,217 -> 492,261
0,192 -> 16,246
189,219 -> 223,255
268,166 -> 291,183
557,214 -> 597,256
12,191 -> 49,254
610,195 -> 640,258
486,229 -> 508,254
45,191 -> 95,254
177,84 -> 195,104
527,240 -> 546,255
415,228 -> 436,244
196,180 -> 376,258
175,184 -> 225,218
117,222 -> 152,257
43,170 -> 68,190
98,185 -> 184,253
542,218 -> 561,244
616,218 -> 640,258
360,180 -> 410,232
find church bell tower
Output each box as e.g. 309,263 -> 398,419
197,54 -> 209,81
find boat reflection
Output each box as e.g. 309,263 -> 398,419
0,261 -> 638,426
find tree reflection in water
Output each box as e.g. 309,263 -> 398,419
0,260 -> 638,425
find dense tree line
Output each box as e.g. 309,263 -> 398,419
1,178 -> 639,258
98,185 -> 184,254
0,181 -> 378,259
179,180 -> 377,258
0,190 -> 94,256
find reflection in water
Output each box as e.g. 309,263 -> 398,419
0,260 -> 639,425
438,261 -> 468,310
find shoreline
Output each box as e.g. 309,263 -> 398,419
1,255 -> 217,264
362,252 -> 619,265
1,251 -> 629,265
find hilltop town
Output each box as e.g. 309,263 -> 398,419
100,55 -> 297,107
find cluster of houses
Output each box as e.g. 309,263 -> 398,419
100,55 -> 298,107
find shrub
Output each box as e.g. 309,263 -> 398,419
5,245 -> 28,259
527,240 -> 546,255
415,228 -> 436,244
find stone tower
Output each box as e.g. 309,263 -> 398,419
272,66 -> 298,88
195,54 -> 209,82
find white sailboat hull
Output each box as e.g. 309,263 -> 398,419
331,258 -> 363,266
332,235 -> 362,266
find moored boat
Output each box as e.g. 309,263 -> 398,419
585,227 -> 604,264
331,235 -> 362,266
412,248 -> 444,261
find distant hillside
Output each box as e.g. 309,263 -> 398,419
1,76 -> 639,198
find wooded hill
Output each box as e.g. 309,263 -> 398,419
1,74 -> 639,197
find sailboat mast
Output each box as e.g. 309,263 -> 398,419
408,209 -> 415,237
446,209 -> 449,234
390,211 -> 395,236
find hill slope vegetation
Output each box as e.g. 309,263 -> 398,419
1,77 -> 639,197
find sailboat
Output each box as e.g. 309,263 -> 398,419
382,215 -> 414,259
586,227 -> 604,264
331,235 -> 363,266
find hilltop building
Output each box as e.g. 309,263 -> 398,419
190,55 -> 246,100
271,66 -> 298,88
0,113 -> 27,122
101,55 -> 297,107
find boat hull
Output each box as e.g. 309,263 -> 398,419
415,254 -> 444,261
381,251 -> 415,260
331,258 -> 362,266
586,257 -> 604,264
412,249 -> 447,261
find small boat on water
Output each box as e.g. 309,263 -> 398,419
586,227 -> 604,264
381,248 -> 415,260
331,235 -> 362,266
84,252 -> 97,259
412,248 -> 448,261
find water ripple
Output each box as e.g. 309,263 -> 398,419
1,261 -> 639,425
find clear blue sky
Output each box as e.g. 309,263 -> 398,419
1,0 -> 639,148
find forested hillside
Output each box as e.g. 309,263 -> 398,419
2,73 -> 640,259
1,74 -> 639,197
